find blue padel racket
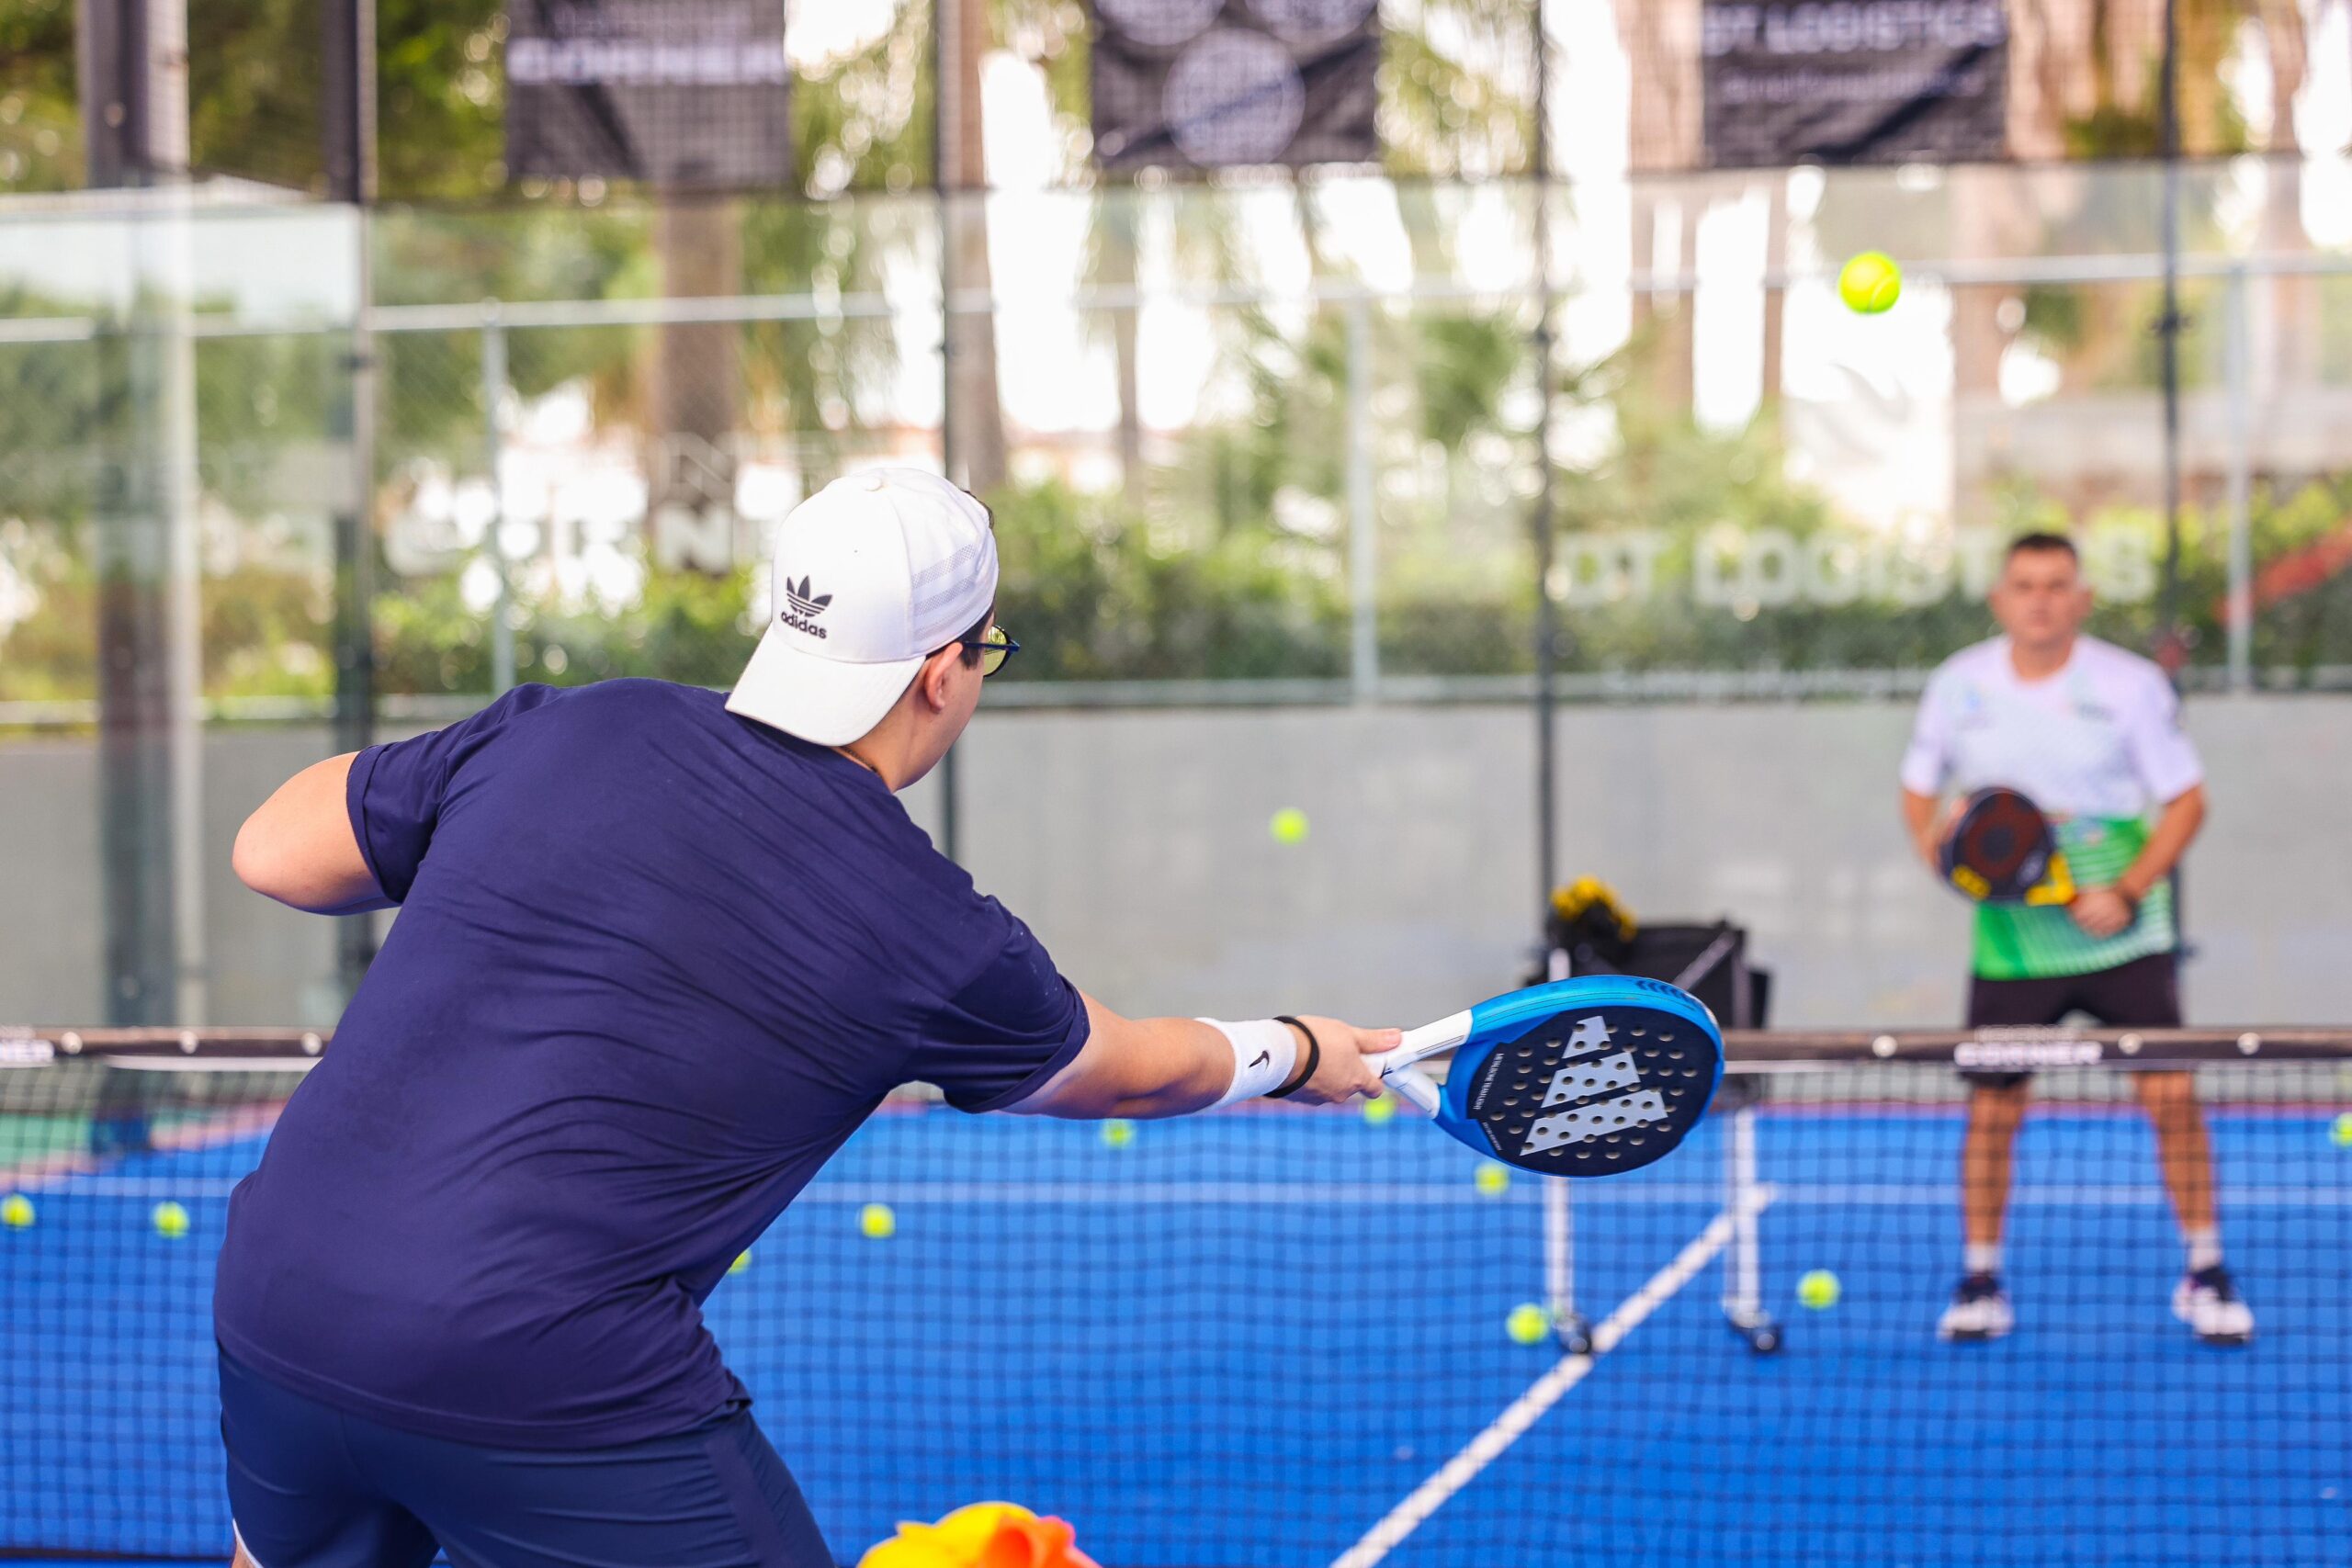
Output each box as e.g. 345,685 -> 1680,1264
1365,976 -> 1723,1177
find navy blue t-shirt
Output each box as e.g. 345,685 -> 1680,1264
213,680 -> 1089,1448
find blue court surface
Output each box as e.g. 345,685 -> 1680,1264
5,1095 -> 2346,1566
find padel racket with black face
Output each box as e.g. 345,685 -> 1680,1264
1939,786 -> 2075,906
1364,976 -> 1723,1178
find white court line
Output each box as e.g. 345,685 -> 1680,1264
1329,1184 -> 1776,1568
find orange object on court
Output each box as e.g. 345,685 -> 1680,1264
856,1502 -> 1101,1568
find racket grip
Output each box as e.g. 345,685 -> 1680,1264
1383,1065 -> 1442,1117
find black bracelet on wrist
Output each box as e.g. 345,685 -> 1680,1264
1268,1015 -> 1320,1099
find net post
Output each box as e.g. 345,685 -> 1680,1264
1544,1175 -> 1589,1354
1722,1097 -> 1780,1353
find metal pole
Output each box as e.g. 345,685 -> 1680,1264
1346,297 -> 1378,701
482,311 -> 515,694
2223,266 -> 2252,692
1544,1177 -> 1577,1336
83,0 -> 199,1027
933,0 -> 961,862
155,187 -> 206,1026
2154,0 -> 2186,671
1724,1104 -> 1762,1322
1529,0 -> 1560,909
325,0 -> 379,996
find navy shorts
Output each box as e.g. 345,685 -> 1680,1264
1962,950 -> 2183,1089
220,1348 -> 837,1568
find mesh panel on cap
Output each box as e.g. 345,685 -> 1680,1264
906,530 -> 998,645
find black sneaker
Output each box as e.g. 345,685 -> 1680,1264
1937,1270 -> 2014,1342
2173,1264 -> 2255,1346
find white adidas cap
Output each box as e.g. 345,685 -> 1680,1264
726,468 -> 999,746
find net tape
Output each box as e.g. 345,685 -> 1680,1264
11,1022 -> 2351,1071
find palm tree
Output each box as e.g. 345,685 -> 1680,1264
1611,0 -> 1702,407
1962,0 -> 2310,502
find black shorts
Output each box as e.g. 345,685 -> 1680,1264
220,1348 -> 833,1568
1962,950 -> 2182,1089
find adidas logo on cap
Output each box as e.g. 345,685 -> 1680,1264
779,575 -> 832,638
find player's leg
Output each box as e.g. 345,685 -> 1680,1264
389,1406 -> 834,1568
1939,971 -> 2064,1341
1943,1075 -> 2029,1340
2138,1071 -> 2249,1342
2134,1072 -> 2216,1244
218,1348 -> 440,1568
2082,953 -> 2252,1344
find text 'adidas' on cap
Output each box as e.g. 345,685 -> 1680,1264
725,468 -> 999,746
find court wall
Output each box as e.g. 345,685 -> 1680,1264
4,693 -> 2346,1031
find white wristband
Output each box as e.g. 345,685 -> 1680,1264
1200,1018 -> 1298,1110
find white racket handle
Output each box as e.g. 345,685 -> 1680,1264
1364,1009 -> 1473,1117
1385,1066 -> 1442,1116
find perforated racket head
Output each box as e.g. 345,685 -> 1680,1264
1430,977 -> 1723,1178
1940,787 -> 2056,903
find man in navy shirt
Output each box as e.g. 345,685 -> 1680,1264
218,468 -> 1396,1568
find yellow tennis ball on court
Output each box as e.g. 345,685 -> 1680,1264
1797,1269 -> 1842,1310
729,1250 -> 752,1275
1362,1094 -> 1396,1125
1506,1303 -> 1550,1345
1474,1161 -> 1510,1197
1,1194 -> 33,1229
2330,1113 -> 2352,1147
1269,807 -> 1309,845
1101,1118 -> 1136,1149
152,1201 -> 190,1239
858,1202 -> 896,1240
1838,251 -> 1902,314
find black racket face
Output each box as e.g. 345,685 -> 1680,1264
1448,1004 -> 1719,1177
1948,790 -> 2052,900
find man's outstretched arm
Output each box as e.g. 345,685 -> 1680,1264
1008,996 -> 1398,1120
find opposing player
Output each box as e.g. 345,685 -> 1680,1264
215,469 -> 1398,1567
1898,533 -> 2251,1347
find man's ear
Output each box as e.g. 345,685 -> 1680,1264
912,647 -> 961,713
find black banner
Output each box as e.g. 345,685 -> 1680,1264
505,1 -> 790,188
1091,0 -> 1379,175
1702,1 -> 2007,168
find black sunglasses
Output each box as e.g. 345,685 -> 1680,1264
952,625 -> 1020,677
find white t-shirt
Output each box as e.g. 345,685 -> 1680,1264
1902,636 -> 2203,979
1900,635 -> 2203,817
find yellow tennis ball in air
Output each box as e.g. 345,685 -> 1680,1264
2330,1113 -> 2352,1147
152,1201 -> 190,1239
1269,807 -> 1309,845
1506,1303 -> 1551,1345
858,1202 -> 896,1240
1838,251 -> 1902,315
1,1194 -> 33,1229
1474,1161 -> 1510,1197
1101,1118 -> 1136,1149
729,1250 -> 752,1275
1362,1094 -> 1396,1125
1797,1269 -> 1842,1310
